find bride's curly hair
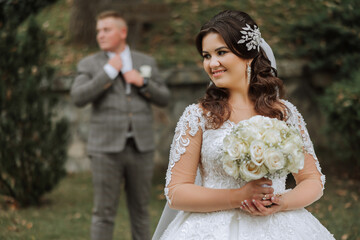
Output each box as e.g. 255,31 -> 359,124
196,10 -> 287,128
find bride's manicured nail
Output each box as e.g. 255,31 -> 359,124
252,199 -> 255,203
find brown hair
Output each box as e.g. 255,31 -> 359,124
196,10 -> 286,128
96,10 -> 127,28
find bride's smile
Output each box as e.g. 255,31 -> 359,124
211,69 -> 227,78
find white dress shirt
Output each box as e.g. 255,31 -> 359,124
103,45 -> 133,94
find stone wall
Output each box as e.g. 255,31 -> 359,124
59,60 -> 326,172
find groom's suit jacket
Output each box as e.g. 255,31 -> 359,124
71,50 -> 170,153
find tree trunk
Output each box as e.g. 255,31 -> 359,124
69,0 -> 117,45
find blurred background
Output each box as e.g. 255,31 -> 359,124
0,0 -> 359,239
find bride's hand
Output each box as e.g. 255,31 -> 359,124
240,195 -> 286,216
241,178 -> 274,207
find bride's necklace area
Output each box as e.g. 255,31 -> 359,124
229,105 -> 258,124
231,105 -> 253,110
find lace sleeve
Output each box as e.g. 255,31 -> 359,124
283,100 -> 325,189
163,105 -> 244,212
164,104 -> 205,203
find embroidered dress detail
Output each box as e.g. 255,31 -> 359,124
164,104 -> 205,203
282,100 -> 325,188
160,101 -> 333,240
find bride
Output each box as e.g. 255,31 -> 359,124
153,10 -> 335,240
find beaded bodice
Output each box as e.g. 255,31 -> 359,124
200,121 -> 286,193
164,100 -> 325,202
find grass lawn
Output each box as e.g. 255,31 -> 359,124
0,171 -> 166,240
0,168 -> 359,240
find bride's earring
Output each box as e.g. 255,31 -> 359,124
247,62 -> 251,84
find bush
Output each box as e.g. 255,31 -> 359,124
286,0 -> 360,166
286,0 -> 360,78
0,0 -> 69,206
319,70 -> 360,166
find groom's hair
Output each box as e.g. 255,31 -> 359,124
96,10 -> 128,29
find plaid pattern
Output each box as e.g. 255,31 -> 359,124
71,50 -> 169,240
90,140 -> 154,240
71,50 -> 170,153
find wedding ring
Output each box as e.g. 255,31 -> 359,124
262,194 -> 267,201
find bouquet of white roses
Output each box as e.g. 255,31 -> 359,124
221,116 -> 305,182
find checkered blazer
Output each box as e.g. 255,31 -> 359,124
71,50 -> 170,153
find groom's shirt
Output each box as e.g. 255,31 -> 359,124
103,45 -> 134,138
104,45 -> 133,75
103,45 -> 133,94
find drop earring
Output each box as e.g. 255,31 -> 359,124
247,62 -> 251,84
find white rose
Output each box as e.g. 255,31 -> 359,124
262,129 -> 282,146
292,134 -> 303,147
235,127 -> 252,142
222,154 -> 240,178
287,150 -> 305,173
239,161 -> 267,182
223,135 -> 243,158
251,116 -> 273,131
264,148 -> 285,173
139,65 -> 152,78
273,119 -> 288,131
260,116 -> 274,130
244,124 -> 262,141
282,140 -> 298,155
249,140 -> 266,166
223,134 -> 234,149
227,141 -> 248,159
282,133 -> 303,154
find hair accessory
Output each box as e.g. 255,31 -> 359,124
238,24 -> 262,51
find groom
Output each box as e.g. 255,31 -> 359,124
71,10 -> 170,240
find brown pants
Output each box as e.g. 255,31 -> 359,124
90,138 -> 154,240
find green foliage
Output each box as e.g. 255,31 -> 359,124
138,0 -> 330,68
319,70 -> 360,166
286,0 -> 360,78
286,0 -> 360,165
0,0 -> 69,206
0,0 -> 58,29
138,0 -> 282,68
36,0 -> 325,71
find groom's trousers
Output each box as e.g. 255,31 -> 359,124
89,138 -> 154,240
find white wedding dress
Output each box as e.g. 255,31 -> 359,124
158,101 -> 335,240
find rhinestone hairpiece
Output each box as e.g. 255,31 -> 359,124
237,24 -> 262,51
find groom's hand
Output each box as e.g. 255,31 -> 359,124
108,54 -> 123,71
123,70 -> 144,87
